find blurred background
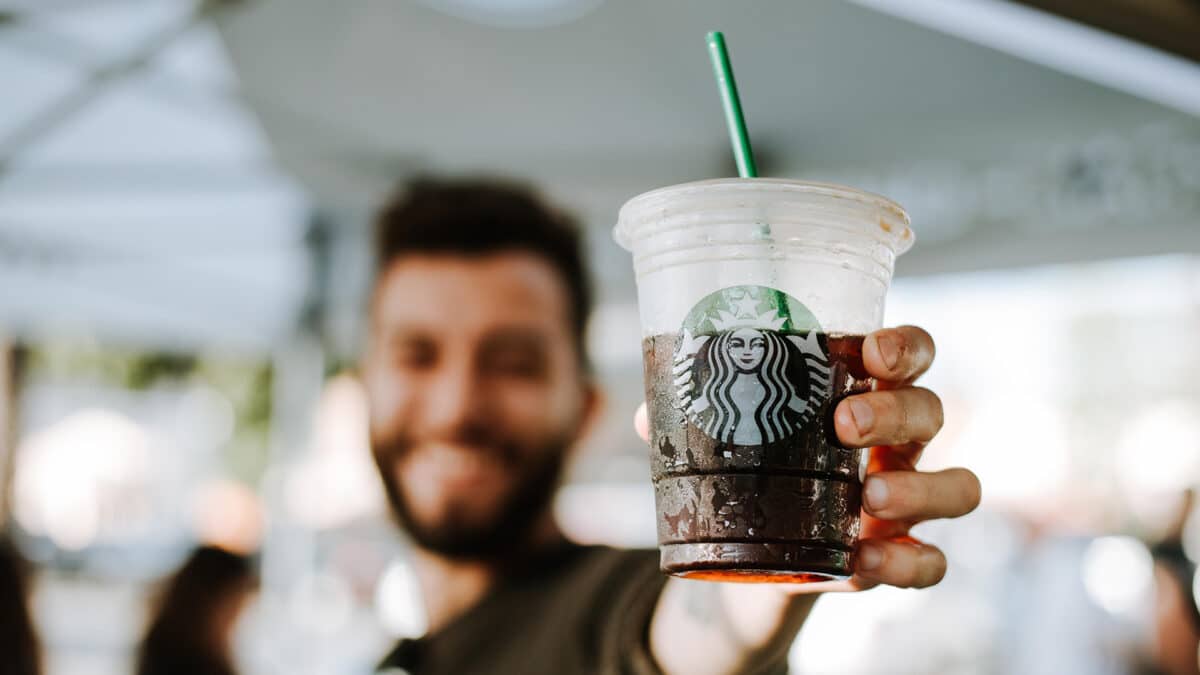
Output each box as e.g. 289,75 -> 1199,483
1,0 -> 1198,673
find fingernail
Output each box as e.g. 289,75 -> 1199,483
858,544 -> 883,571
848,399 -> 874,435
864,476 -> 889,511
876,333 -> 901,370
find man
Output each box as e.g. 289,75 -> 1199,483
364,178 -> 981,674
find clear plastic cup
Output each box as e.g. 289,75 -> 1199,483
615,178 -> 912,582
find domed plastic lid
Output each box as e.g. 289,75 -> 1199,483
614,178 -> 913,256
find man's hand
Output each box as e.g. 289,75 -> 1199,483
803,324 -> 978,591
639,326 -> 981,674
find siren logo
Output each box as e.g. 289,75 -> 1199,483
673,286 -> 831,446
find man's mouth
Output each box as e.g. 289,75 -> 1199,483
405,443 -> 505,487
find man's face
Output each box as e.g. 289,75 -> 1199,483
363,252 -> 592,559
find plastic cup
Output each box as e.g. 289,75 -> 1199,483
615,178 -> 913,582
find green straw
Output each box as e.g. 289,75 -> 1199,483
707,31 -> 797,328
706,31 -> 757,178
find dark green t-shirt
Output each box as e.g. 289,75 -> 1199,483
377,544 -> 668,675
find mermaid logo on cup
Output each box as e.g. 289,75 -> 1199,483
673,285 -> 831,446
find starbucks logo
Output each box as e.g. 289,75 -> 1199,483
673,286 -> 831,446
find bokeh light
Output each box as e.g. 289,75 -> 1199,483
192,478 -> 264,554
1116,401 -> 1200,495
14,408 -> 153,551
1082,536 -> 1154,617
953,396 -> 1070,508
375,558 -> 429,638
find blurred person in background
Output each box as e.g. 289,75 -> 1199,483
135,545 -> 257,675
1143,491 -> 1200,675
363,178 -> 980,675
1147,552 -> 1200,675
0,535 -> 42,675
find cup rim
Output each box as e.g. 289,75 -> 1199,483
615,177 -> 913,254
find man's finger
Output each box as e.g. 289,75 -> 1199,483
862,468 -> 982,522
834,387 -> 944,448
854,538 -> 948,589
864,326 -> 935,387
634,402 -> 650,443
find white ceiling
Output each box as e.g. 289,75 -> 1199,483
217,0 -> 1196,199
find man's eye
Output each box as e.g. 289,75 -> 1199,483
392,341 -> 436,369
486,351 -> 546,378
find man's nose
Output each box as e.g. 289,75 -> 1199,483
422,362 -> 487,435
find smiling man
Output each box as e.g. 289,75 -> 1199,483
364,178 -> 981,675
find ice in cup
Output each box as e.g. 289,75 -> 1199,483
615,178 -> 913,582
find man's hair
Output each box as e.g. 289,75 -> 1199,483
375,177 -> 593,366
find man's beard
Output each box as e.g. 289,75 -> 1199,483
370,426 -> 570,561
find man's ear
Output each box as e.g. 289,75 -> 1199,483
573,382 -> 606,445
